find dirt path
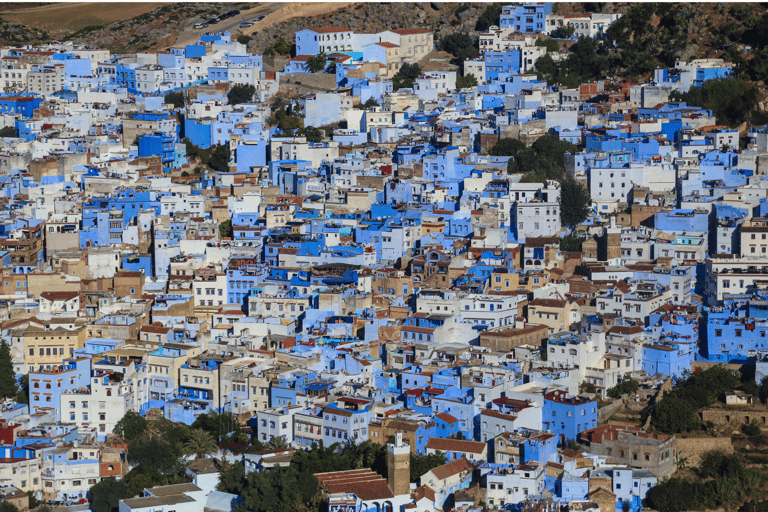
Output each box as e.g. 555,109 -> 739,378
174,2 -> 359,48
3,2 -> 169,32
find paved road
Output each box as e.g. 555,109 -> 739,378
174,3 -> 283,47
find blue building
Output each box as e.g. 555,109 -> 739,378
542,390 -> 597,443
484,50 -> 521,81
0,96 -> 43,118
499,3 -> 552,32
138,132 -> 176,172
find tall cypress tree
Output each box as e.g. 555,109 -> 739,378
0,341 -> 17,400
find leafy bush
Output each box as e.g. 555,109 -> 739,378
607,378 -> 639,399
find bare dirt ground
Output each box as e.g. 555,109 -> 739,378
2,2 -> 170,33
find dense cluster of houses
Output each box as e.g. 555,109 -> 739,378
0,1 -> 761,511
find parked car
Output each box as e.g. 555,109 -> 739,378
239,22 -> 253,28
194,22 -> 208,29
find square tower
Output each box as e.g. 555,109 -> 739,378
387,432 -> 410,496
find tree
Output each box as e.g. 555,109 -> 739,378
237,34 -> 251,45
218,459 -> 247,495
265,37 -> 292,57
393,62 -> 421,91
269,436 -> 289,449
759,376 -> 768,404
535,37 -> 560,53
456,73 -> 478,89
115,410 -> 148,442
0,502 -> 18,512
15,374 -> 28,404
208,144 -> 231,173
559,179 -> 592,227
488,138 -> 526,157
354,97 -> 380,110
89,477 -> 128,512
127,437 -> 183,476
607,378 -> 639,399
670,78 -> 758,127
219,219 -> 233,239
184,428 -> 219,459
440,32 -> 477,63
475,3 -> 502,32
560,234 -> 585,253
192,411 -> 244,444
307,52 -> 328,73
551,26 -> 575,38
227,84 -> 256,106
0,341 -> 16,400
300,125 -> 323,143
0,126 -> 15,138
164,91 -> 184,109
410,452 -> 446,482
650,395 -> 701,433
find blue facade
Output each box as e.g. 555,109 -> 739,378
484,51 -> 521,81
499,3 -> 552,32
542,391 -> 597,442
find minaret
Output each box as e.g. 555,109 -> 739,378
387,433 -> 410,496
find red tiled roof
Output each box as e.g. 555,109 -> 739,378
310,27 -> 351,33
392,28 -> 433,35
434,412 -> 458,424
428,457 -> 473,480
40,291 -> 79,302
426,438 -> 486,454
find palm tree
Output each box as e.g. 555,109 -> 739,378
184,428 -> 218,459
269,436 -> 289,449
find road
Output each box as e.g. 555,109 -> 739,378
173,2 -> 356,48
173,3 -> 283,47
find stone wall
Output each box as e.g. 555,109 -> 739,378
675,437 -> 733,467
598,397 -> 626,420
700,408 -> 768,427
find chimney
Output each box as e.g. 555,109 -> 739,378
387,433 -> 410,496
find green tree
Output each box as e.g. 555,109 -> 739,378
300,125 -> 323,143
184,428 -> 219,459
535,37 -> 560,53
16,374 -> 28,404
0,502 -> 18,512
410,452 -> 446,482
164,91 -> 184,109
208,144 -> 231,173
393,62 -> 422,91
219,219 -> 233,239
269,435 -> 289,449
489,138 -> 526,157
127,437 -> 183,476
551,26 -> 575,38
218,459 -> 247,495
0,126 -> 15,138
89,477 -> 128,512
354,97 -> 380,110
115,410 -> 148,442
307,51 -> 328,73
559,179 -> 592,227
475,3 -> 502,31
237,34 -> 251,45
192,411 -> 243,444
742,420 -> 762,437
561,234 -> 585,253
440,32 -> 477,63
0,341 -> 16,400
227,84 -> 256,106
265,37 -> 292,57
607,378 -> 639,399
650,395 -> 701,433
759,376 -> 768,404
670,78 -> 759,127
456,73 -> 478,89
